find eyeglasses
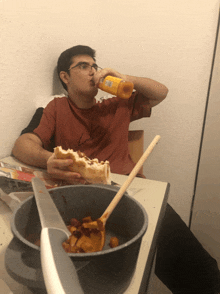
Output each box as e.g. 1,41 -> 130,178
68,62 -> 102,72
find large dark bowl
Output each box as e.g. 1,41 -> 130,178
8,184 -> 148,294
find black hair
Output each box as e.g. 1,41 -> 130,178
57,45 -> 96,91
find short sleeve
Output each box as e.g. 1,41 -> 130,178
20,108 -> 44,135
129,91 -> 152,122
33,100 -> 56,150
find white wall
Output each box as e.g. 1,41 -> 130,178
191,23 -> 220,267
1,0 -> 219,223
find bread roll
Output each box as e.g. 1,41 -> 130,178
54,146 -> 111,185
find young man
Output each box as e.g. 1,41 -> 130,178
12,45 -> 220,293
12,45 -> 168,184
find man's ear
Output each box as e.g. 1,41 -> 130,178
59,71 -> 69,85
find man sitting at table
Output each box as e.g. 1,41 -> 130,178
12,45 -> 220,294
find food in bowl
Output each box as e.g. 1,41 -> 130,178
28,215 -> 119,253
62,216 -> 119,253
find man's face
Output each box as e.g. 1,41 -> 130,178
65,54 -> 99,97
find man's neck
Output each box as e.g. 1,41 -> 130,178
68,92 -> 96,109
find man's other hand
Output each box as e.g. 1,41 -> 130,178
47,153 -> 86,185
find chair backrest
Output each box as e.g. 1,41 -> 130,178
128,130 -> 144,174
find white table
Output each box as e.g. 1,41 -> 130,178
0,156 -> 169,294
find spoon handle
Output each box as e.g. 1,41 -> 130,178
101,135 -> 161,225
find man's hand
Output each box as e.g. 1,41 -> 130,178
93,67 -> 168,108
47,153 -> 86,185
93,68 -> 125,87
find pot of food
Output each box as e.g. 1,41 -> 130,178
7,184 -> 148,294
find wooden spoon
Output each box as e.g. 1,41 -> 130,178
100,135 -> 161,226
80,135 -> 161,252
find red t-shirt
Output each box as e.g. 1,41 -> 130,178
34,92 -> 151,175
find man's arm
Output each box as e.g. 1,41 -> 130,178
12,133 -> 52,168
94,68 -> 168,107
12,133 -> 86,184
124,75 -> 168,107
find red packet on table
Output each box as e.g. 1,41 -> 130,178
9,169 -> 35,182
0,161 -> 63,211
0,161 -> 61,189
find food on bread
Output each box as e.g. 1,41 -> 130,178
54,146 -> 111,184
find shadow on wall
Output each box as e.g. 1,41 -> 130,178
52,66 -> 66,96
